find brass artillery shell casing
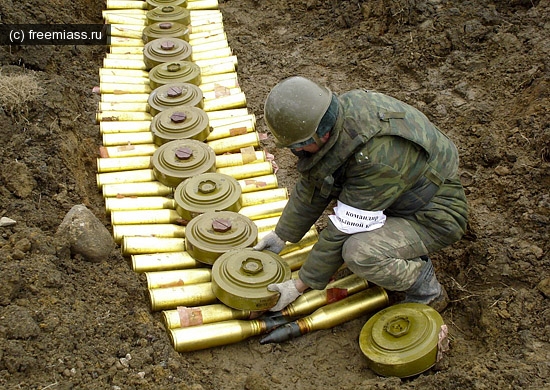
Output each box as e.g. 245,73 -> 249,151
146,268 -> 212,289
189,22 -> 224,34
105,53 -> 143,60
215,150 -> 265,168
203,93 -> 247,112
216,161 -> 273,180
113,223 -> 185,244
259,287 -> 389,344
111,209 -> 182,225
149,282 -> 217,311
206,118 -> 255,142
102,181 -> 173,198
109,36 -> 146,46
199,62 -> 235,77
280,244 -> 314,271
206,108 -> 249,120
193,41 -> 229,56
100,68 -> 147,78
98,74 -> 149,85
106,0 -> 148,10
105,196 -> 175,213
187,0 -> 220,11
104,14 -> 147,26
239,188 -> 288,208
237,174 -> 279,193
99,102 -> 149,113
100,144 -> 158,158
96,169 -> 156,188
207,132 -> 259,154
282,274 -> 369,318
188,32 -> 227,47
100,68 -> 148,78
100,120 -> 151,134
208,113 -> 255,128
102,9 -> 146,18
279,226 -> 319,256
109,25 -> 145,39
100,93 -> 150,103
253,216 -> 280,233
238,199 -> 288,221
298,286 -> 389,333
102,59 -> 147,71
97,111 -> 152,123
190,12 -> 223,26
169,319 -> 266,352
189,28 -> 225,42
132,251 -> 200,273
200,71 -> 238,86
122,236 -> 185,255
163,304 -> 253,329
200,79 -> 240,93
102,132 -> 154,146
109,46 -> 144,55
97,156 -> 151,173
194,55 -> 237,70
99,83 -> 152,94
191,46 -> 232,62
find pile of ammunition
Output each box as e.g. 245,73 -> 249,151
97,0 -> 389,353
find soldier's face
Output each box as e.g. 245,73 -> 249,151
293,142 -> 322,153
291,131 -> 330,154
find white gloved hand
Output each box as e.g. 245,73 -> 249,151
253,231 -> 286,254
267,279 -> 303,312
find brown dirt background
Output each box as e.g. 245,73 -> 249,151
1,0 -> 549,389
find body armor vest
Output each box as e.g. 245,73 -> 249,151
296,90 -> 459,216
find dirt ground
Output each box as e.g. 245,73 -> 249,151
0,0 -> 549,389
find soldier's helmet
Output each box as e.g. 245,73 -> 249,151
264,76 -> 332,147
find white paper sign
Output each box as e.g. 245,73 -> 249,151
328,200 -> 386,234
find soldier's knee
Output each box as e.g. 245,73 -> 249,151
342,236 -> 378,267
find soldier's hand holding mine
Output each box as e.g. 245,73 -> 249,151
253,231 -> 286,254
267,279 -> 305,311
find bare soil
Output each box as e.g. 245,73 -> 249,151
0,0 -> 549,389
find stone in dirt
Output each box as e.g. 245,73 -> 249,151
55,204 -> 115,263
0,217 -> 17,227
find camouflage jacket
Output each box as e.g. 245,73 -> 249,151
274,90 -> 468,289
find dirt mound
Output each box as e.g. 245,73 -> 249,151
0,0 -> 548,389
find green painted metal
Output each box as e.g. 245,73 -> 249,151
185,211 -> 258,265
146,0 -> 188,11
359,302 -> 445,378
151,139 -> 216,188
146,5 -> 191,26
151,105 -> 210,145
148,82 -> 204,116
174,172 -> 242,221
212,249 -> 292,310
149,61 -> 201,90
143,37 -> 193,70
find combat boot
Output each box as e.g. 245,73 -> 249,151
403,256 -> 449,312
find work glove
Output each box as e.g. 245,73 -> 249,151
267,279 -> 303,312
253,231 -> 286,254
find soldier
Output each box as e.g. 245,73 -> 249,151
254,76 -> 468,312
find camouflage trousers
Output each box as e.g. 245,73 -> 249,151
342,217 -> 428,291
341,178 -> 468,291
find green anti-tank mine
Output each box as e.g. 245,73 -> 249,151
212,248 -> 292,311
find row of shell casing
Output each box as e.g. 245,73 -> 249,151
99,2 -> 304,316
97,1 -> 393,360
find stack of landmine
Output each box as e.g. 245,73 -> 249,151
96,0 -> 388,352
